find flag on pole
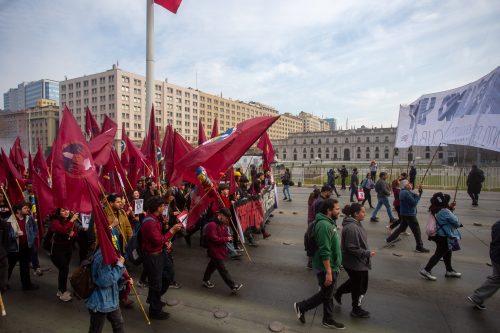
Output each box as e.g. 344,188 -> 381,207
198,119 -> 207,145
88,116 -> 118,166
123,132 -> 147,188
1,149 -> 25,204
10,137 -> 26,173
211,117 -> 219,139
164,130 -> 193,183
154,0 -> 182,13
33,143 -> 50,182
32,171 -> 55,221
257,131 -> 275,171
85,107 -> 101,139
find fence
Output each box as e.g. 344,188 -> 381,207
273,165 -> 500,191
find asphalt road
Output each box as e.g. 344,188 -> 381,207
1,187 -> 499,333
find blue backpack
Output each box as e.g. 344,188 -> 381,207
125,217 -> 154,265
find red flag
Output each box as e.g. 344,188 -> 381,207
10,137 -> 26,173
171,116 -> 279,186
154,0 -> 182,13
198,119 -> 207,145
120,126 -> 130,171
123,133 -> 147,188
52,106 -> 99,212
85,107 -> 101,138
164,130 -> 193,183
33,143 -> 50,182
211,117 -> 219,139
32,171 -> 55,221
161,124 -> 173,158
257,131 -> 275,171
1,149 -> 25,204
86,180 -> 119,265
88,116 -> 118,166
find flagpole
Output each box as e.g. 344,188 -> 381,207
419,143 -> 441,186
145,0 -> 154,138
0,186 -> 13,212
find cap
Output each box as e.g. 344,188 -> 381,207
234,171 -> 241,177
321,185 -> 332,192
430,192 -> 448,207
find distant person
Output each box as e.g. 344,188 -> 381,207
313,186 -> 333,222
360,173 -> 374,209
349,168 -> 359,203
327,169 -> 340,197
370,172 -> 397,224
468,220 -> 500,310
369,161 -> 378,181
281,168 -> 292,202
338,165 -> 348,190
409,166 -> 417,187
466,165 -> 485,206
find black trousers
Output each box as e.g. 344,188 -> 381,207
389,205 -> 403,230
387,215 -> 424,249
370,171 -> 377,181
78,230 -> 89,263
297,271 -> 338,322
50,244 -> 73,292
203,258 -> 235,288
362,188 -> 372,207
336,269 -> 369,309
341,177 -> 346,189
88,309 -> 124,333
8,244 -> 32,288
143,251 -> 173,315
424,236 -> 453,272
468,191 -> 479,203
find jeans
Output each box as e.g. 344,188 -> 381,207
297,271 -> 338,322
336,269 -> 368,310
468,191 -> 479,204
50,244 -> 73,292
143,251 -> 173,315
8,244 -> 32,288
31,245 -> 40,270
371,196 -> 395,220
203,258 -> 235,288
350,187 -> 358,202
471,262 -> 500,304
424,236 -> 453,272
88,308 -> 124,333
361,188 -> 372,207
283,185 -> 291,199
387,215 -> 424,249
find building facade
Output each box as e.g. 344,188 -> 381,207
298,111 -> 330,132
274,126 -> 450,164
324,118 -> 337,131
3,79 -> 59,111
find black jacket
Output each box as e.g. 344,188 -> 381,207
491,221 -> 500,265
467,168 -> 485,193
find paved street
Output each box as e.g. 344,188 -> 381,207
1,187 -> 499,333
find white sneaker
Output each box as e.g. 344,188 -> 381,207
56,290 -> 63,298
445,270 -> 462,278
419,269 -> 437,281
59,291 -> 72,302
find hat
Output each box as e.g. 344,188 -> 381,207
234,171 -> 241,177
430,192 -> 448,207
218,208 -> 232,217
400,180 -> 409,189
321,185 -> 332,193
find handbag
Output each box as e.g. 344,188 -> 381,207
448,238 -> 461,251
356,188 -> 365,201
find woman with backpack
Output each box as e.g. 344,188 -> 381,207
360,173 -> 374,208
49,208 -> 79,302
419,193 -> 462,281
335,203 -> 375,318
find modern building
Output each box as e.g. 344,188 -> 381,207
298,111 -> 330,132
3,79 -> 59,111
324,117 -> 337,131
60,65 -> 306,149
273,125 -> 451,164
0,99 -> 60,155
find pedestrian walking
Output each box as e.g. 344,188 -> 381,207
388,179 -> 402,230
293,198 -> 345,329
467,220 -> 500,310
420,193 -> 462,281
360,173 -> 374,208
306,187 -> 321,270
369,161 -> 378,181
335,203 -> 375,318
313,185 -> 333,221
370,172 -> 397,223
466,165 -> 485,206
409,166 -> 417,187
350,168 -> 359,203
338,165 -> 348,190
327,169 -> 340,197
281,168 -> 292,201
386,180 -> 430,253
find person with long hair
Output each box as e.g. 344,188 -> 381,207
360,173 -> 374,209
306,187 -> 321,270
50,208 -> 79,301
420,193 -> 462,281
335,203 -> 375,318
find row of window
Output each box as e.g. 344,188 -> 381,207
293,136 -> 391,145
61,76 -> 115,91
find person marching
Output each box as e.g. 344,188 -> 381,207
360,173 -> 374,209
466,165 -> 485,206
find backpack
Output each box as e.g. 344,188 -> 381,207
304,221 -> 318,257
70,256 -> 94,300
425,213 -> 444,238
125,216 -> 154,265
200,221 -> 213,249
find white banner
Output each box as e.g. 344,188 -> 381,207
395,67 -> 500,152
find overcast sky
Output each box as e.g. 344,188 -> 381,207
1,0 -> 499,128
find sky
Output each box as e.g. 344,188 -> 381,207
0,0 -> 499,128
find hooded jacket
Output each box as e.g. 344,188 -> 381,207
341,216 -> 371,271
312,213 -> 342,273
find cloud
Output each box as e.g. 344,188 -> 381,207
1,0 -> 499,130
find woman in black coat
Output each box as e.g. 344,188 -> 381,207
466,165 -> 485,206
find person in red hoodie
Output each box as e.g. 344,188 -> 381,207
141,196 -> 182,320
202,208 -> 243,293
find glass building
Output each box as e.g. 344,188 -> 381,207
3,79 -> 59,111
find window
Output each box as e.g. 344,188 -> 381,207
375,136 -> 379,143
366,137 -> 370,143
345,137 -> 349,143
310,147 -> 314,159
303,148 -> 307,159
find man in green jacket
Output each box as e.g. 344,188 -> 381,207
294,198 -> 344,330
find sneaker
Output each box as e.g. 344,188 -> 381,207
59,291 -> 72,302
415,247 -> 430,253
389,218 -> 398,224
235,247 -> 245,253
202,280 -> 215,289
263,232 -> 272,239
370,217 -> 379,222
350,307 -> 370,318
293,302 -> 305,324
445,270 -> 462,278
138,281 -> 148,288
150,311 -> 170,320
288,199 -> 292,202
170,281 -> 182,289
33,268 -> 43,276
403,231 -> 411,236
306,264 -> 312,270
230,253 -> 242,260
322,319 -> 345,329
467,296 -> 486,310
334,293 -> 342,306
56,290 -> 63,298
283,197 -> 288,201
419,269 -> 437,281
231,283 -> 243,293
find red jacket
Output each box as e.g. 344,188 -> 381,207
140,214 -> 174,254
205,220 -> 229,260
393,187 -> 401,207
50,218 -> 78,245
